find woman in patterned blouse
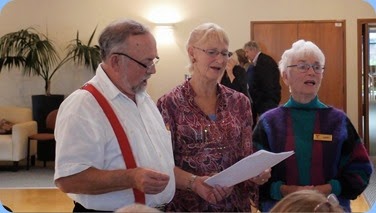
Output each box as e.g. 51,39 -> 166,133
157,22 -> 270,212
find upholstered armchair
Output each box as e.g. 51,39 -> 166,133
0,106 -> 37,171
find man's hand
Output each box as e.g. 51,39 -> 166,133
131,168 -> 170,194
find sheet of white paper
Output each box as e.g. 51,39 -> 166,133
204,150 -> 294,187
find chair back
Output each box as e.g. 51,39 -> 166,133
46,109 -> 58,130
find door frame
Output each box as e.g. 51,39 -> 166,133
357,19 -> 376,153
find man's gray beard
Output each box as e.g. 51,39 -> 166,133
132,84 -> 146,94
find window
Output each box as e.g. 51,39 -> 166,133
369,31 -> 376,66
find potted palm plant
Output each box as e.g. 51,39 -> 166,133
0,27 -> 101,163
0,27 -> 100,95
0,27 -> 101,126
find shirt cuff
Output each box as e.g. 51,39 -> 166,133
270,181 -> 284,200
328,179 -> 341,196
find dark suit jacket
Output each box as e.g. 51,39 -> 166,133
247,52 -> 281,114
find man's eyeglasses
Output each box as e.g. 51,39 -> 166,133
287,62 -> 325,74
193,46 -> 233,58
313,194 -> 340,212
113,52 -> 159,71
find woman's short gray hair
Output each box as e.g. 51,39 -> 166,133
186,23 -> 229,72
279,39 -> 325,76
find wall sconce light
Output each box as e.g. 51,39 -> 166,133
154,24 -> 175,45
147,5 -> 182,24
146,5 -> 182,45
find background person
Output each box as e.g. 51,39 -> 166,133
116,203 -> 161,213
235,48 -> 251,70
157,22 -> 270,212
270,190 -> 344,212
54,19 -> 175,212
220,49 -> 251,101
244,40 -> 281,128
252,39 -> 372,212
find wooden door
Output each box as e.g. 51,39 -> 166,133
251,21 -> 346,111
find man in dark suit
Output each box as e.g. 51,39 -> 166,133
244,41 -> 281,128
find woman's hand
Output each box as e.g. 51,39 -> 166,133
226,58 -> 237,71
313,184 -> 332,196
192,176 -> 234,204
251,168 -> 272,185
280,184 -> 331,197
280,185 -> 315,197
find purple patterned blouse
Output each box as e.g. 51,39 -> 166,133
157,80 -> 257,212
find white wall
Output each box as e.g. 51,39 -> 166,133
0,0 -> 375,126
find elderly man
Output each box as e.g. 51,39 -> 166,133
54,19 -> 175,212
244,41 -> 281,128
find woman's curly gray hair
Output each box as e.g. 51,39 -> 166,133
279,39 -> 325,76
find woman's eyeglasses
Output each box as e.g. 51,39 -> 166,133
193,46 -> 232,58
287,62 -> 325,74
313,194 -> 340,212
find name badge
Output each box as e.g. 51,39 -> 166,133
313,134 -> 333,142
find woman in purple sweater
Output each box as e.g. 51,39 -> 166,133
253,39 -> 373,212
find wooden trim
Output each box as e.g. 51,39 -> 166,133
356,18 -> 376,153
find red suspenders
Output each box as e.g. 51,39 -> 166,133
81,83 -> 146,204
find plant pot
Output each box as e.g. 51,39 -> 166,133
31,94 -> 64,163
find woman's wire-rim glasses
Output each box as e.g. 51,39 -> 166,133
287,62 -> 325,74
313,193 -> 340,212
113,52 -> 159,71
193,46 -> 233,58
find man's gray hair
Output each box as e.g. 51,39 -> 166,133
99,19 -> 150,60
